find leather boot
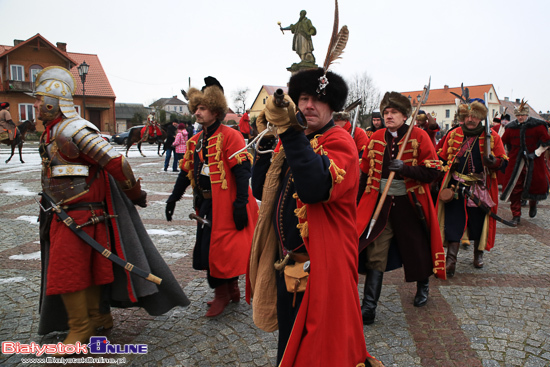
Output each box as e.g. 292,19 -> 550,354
361,269 -> 384,325
86,285 -> 113,330
414,278 -> 429,307
54,289 -> 95,356
228,279 -> 240,303
445,241 -> 460,278
473,242 -> 484,268
529,201 -> 537,218
205,283 -> 230,317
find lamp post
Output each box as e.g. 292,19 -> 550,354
77,61 -> 89,119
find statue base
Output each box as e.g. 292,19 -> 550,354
287,61 -> 318,73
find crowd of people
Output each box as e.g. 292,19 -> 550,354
30,62 -> 549,366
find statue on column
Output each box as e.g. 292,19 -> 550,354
279,10 -> 318,71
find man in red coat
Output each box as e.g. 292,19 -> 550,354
415,109 -> 440,147
333,110 -> 370,160
166,77 -> 258,318
501,101 -> 550,224
356,92 -> 446,325
248,68 -> 383,367
239,109 -> 251,139
436,99 -> 507,277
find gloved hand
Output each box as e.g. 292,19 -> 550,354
482,154 -> 498,168
388,159 -> 404,173
233,205 -> 248,230
166,201 -> 176,221
264,94 -> 296,134
132,190 -> 148,208
255,110 -> 275,138
524,151 -> 536,160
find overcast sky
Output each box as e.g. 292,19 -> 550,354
2,0 -> 549,113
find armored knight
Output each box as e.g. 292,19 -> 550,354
35,66 -> 188,351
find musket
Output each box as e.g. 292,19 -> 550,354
189,213 -> 211,228
39,192 -> 162,285
462,187 -> 517,227
366,76 -> 431,238
345,98 -> 362,138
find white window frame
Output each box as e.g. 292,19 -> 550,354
11,65 -> 24,81
19,103 -> 35,121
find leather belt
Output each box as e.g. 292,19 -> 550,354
62,202 -> 104,211
289,252 -> 309,263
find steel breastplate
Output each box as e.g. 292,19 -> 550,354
40,141 -> 91,204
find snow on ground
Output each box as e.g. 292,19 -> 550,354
163,252 -> 188,259
0,181 -> 37,196
16,215 -> 39,224
0,277 -> 26,285
146,229 -> 186,236
9,251 -> 41,260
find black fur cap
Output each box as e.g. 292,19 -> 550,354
288,68 -> 348,112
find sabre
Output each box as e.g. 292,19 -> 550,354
345,98 -> 362,139
366,76 -> 431,239
484,92 -> 491,160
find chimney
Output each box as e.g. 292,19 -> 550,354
516,98 -> 520,103
56,42 -> 67,52
504,97 -> 509,101
14,39 -> 24,46
173,95 -> 177,99
444,85 -> 449,90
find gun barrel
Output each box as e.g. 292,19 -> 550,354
274,89 -> 289,108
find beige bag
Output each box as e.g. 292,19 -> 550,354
284,262 -> 309,307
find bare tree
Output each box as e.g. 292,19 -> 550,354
232,87 -> 250,114
345,72 -> 381,128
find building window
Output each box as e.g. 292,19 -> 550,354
75,105 -> 81,115
445,109 -> 450,118
11,65 -> 24,81
174,106 -> 177,111
490,93 -> 493,100
179,106 -> 182,112
29,65 -> 43,83
19,103 -> 35,121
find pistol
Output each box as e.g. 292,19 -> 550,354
273,88 -> 289,108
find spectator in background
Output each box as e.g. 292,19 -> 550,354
239,109 -> 251,140
163,121 -> 179,172
172,123 -> 188,172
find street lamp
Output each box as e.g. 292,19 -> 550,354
77,61 -> 89,119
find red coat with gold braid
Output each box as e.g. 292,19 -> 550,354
181,124 -> 258,278
356,127 -> 446,280
436,127 -> 507,251
341,120 -> 370,160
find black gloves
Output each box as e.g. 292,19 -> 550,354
482,154 -> 498,168
524,151 -> 536,160
166,201 -> 176,221
132,190 -> 148,208
233,205 -> 248,230
388,159 -> 404,173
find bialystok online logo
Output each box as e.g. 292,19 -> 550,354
2,337 -> 148,356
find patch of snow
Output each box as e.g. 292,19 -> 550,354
0,277 -> 26,285
10,251 -> 41,260
0,181 -> 37,196
163,252 -> 188,259
146,229 -> 185,236
16,215 -> 39,225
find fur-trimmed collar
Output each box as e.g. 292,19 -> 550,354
505,117 -> 548,130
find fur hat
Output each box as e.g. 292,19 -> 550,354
0,102 -> 9,109
288,68 -> 348,112
514,99 -> 529,116
501,113 -> 511,122
187,77 -> 228,120
372,111 -> 381,119
493,116 -> 501,123
332,111 -> 350,121
416,109 -> 427,121
457,101 -> 488,122
380,92 -> 412,118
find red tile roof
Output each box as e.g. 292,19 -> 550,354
67,52 -> 115,98
401,84 -> 497,106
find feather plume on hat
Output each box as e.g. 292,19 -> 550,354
450,83 -> 487,121
514,99 -> 530,116
317,0 -> 349,95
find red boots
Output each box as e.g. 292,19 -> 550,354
205,283 -> 230,317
